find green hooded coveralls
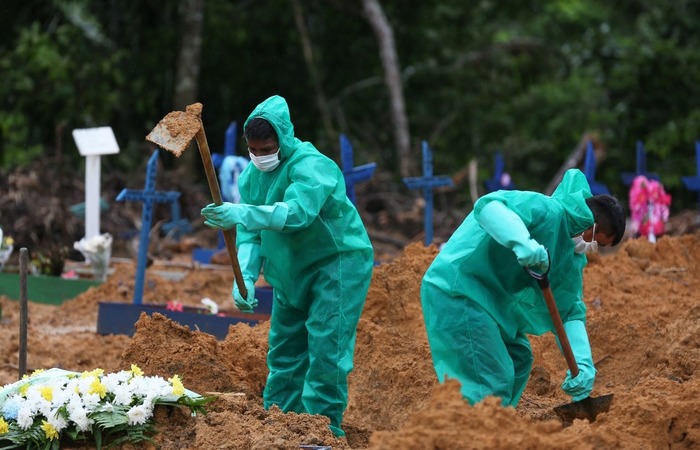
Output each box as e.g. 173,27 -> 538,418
421,169 -> 593,406
237,95 -> 374,436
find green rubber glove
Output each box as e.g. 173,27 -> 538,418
233,278 -> 257,313
477,200 -> 549,272
201,202 -> 288,231
232,242 -> 263,313
560,320 -> 597,401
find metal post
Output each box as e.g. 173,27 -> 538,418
19,247 -> 28,379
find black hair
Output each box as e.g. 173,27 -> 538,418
586,194 -> 626,246
244,117 -> 277,142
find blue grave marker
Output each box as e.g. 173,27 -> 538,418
211,121 -> 239,174
583,141 -> 610,195
681,140 -> 700,211
484,152 -> 516,193
340,134 -> 376,204
403,141 -> 454,246
116,149 -> 181,304
223,121 -> 238,156
621,140 -> 659,186
161,200 -> 193,240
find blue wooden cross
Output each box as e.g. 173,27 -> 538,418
116,149 -> 181,304
340,134 -> 376,204
161,200 -> 193,241
223,121 -> 238,156
621,140 -> 659,186
219,122 -> 238,250
484,151 -> 516,193
583,141 -> 610,195
682,141 -> 700,211
211,121 -> 239,169
403,141 -> 454,246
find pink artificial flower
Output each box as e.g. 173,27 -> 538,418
166,300 -> 184,312
628,175 -> 672,239
61,270 -> 79,280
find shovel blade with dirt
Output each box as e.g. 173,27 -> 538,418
146,103 -> 248,299
553,393 -> 613,426
526,262 -> 613,426
146,110 -> 201,157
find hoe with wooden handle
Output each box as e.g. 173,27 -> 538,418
146,103 -> 248,299
526,258 -> 613,426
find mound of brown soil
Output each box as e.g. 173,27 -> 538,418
2,232 -> 700,449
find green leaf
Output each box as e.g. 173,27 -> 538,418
90,409 -> 129,429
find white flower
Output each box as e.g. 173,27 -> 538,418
16,405 -> 34,430
67,403 -> 91,432
24,388 -> 51,417
130,376 -> 168,399
201,297 -> 219,314
81,392 -> 102,409
73,233 -> 113,281
102,371 -> 131,389
126,404 -> 152,425
48,412 -> 68,432
74,377 -> 94,396
74,233 -> 113,254
112,383 -> 134,406
51,386 -> 73,410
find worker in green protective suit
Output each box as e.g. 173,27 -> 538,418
421,168 -> 626,407
200,95 -> 374,437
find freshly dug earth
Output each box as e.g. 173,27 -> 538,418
2,233 -> 700,449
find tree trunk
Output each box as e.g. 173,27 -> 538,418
290,0 -> 338,157
361,0 -> 411,178
173,0 -> 205,180
544,133 -> 595,195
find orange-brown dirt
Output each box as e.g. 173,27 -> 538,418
2,232 -> 700,449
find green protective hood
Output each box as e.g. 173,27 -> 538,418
552,169 -> 594,237
243,95 -> 297,160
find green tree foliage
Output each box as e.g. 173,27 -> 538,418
2,0 -> 700,209
0,6 -> 124,167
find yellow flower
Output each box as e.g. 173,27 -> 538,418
131,364 -> 143,377
40,386 -> 53,402
168,375 -> 185,396
88,377 -> 107,399
41,420 -> 59,440
19,384 -> 29,396
81,368 -> 104,378
0,417 -> 8,434
30,369 -> 45,377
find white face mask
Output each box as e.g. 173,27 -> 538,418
572,223 -> 598,254
249,149 -> 281,172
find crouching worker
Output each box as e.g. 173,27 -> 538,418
420,168 -> 625,407
201,95 -> 374,437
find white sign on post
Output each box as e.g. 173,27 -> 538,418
72,127 -> 120,240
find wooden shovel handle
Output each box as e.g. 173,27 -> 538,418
538,282 -> 580,378
193,126 -> 248,299
526,255 -> 579,377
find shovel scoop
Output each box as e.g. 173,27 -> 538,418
146,103 -> 248,299
146,107 -> 203,157
552,392 -> 613,426
526,262 -> 613,426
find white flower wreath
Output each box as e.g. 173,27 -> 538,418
0,366 -> 215,449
